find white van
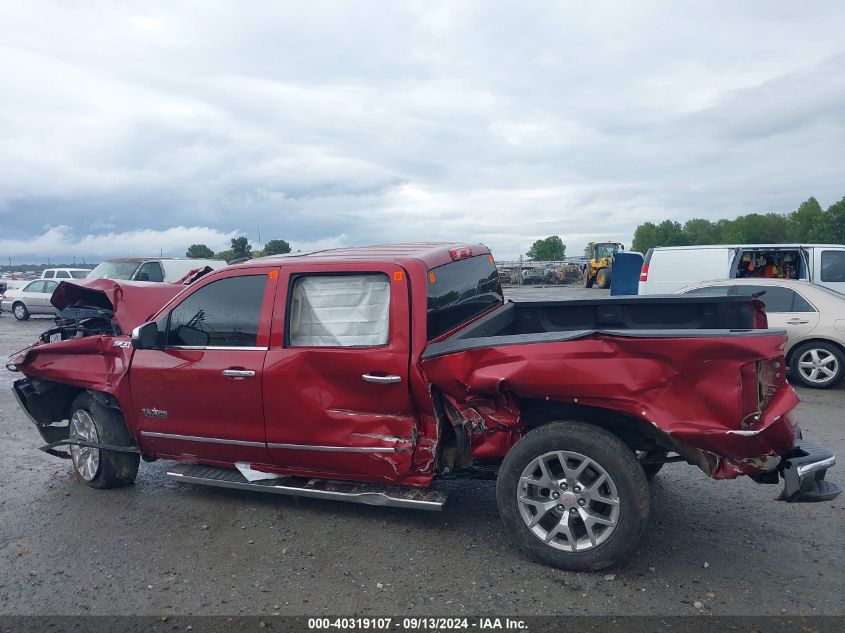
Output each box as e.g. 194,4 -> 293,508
639,244 -> 845,295
86,258 -> 226,283
40,268 -> 91,280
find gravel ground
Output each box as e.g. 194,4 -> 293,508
0,287 -> 842,616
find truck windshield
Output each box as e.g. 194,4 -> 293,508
427,254 -> 503,339
87,261 -> 142,280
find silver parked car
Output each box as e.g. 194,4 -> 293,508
677,278 -> 845,389
1,279 -> 60,320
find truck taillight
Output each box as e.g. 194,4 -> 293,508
757,357 -> 785,410
739,357 -> 785,428
639,263 -> 649,281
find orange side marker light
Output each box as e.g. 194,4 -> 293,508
393,271 -> 405,281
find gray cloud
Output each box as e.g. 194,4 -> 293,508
1,1 -> 844,262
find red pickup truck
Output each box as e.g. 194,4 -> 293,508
9,243 -> 840,570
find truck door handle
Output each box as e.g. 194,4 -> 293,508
362,374 -> 402,384
222,369 -> 256,378
787,319 -> 809,325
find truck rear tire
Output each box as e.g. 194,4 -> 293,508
584,271 -> 594,288
596,268 -> 611,289
496,421 -> 650,571
68,393 -> 140,489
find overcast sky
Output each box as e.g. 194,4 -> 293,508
2,1 -> 844,263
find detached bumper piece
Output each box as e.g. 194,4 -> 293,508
167,464 -> 448,511
778,440 -> 841,503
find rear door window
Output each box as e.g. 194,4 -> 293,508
43,271 -> 55,278
288,274 -> 390,347
24,281 -> 45,293
167,275 -> 267,347
732,285 -> 811,313
55,271 -> 70,278
820,250 -> 845,282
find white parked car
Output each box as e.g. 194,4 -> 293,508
1,279 -> 60,320
676,278 -> 845,389
86,257 -> 226,283
40,268 -> 91,280
640,244 -> 845,295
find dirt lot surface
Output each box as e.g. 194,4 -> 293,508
1,286 -> 842,616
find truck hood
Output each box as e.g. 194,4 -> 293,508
51,279 -> 184,332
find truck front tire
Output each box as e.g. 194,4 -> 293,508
68,393 -> 140,489
496,421 -> 650,571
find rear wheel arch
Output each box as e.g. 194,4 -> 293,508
517,398 -> 671,454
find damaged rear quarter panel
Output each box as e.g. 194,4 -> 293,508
421,331 -> 798,477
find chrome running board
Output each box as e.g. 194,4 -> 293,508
166,463 -> 447,511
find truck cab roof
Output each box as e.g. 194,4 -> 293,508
244,243 -> 491,270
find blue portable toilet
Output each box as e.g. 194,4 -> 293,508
610,251 -> 644,296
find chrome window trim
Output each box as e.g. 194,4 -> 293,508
165,345 -> 269,351
140,431 -> 265,447
268,442 -> 399,453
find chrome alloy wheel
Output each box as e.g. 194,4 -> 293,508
797,348 -> 840,385
517,450 -> 620,552
70,409 -> 101,481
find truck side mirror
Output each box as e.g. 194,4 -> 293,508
132,321 -> 160,350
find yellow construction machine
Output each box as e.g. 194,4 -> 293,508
583,242 -> 624,288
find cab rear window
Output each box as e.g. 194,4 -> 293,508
427,255 -> 502,340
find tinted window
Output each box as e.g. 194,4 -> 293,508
56,271 -> 70,278
820,250 -> 845,282
137,261 -> 164,282
732,285 -> 803,313
288,274 -> 390,347
682,286 -> 730,295
427,254 -> 503,339
24,281 -> 45,293
43,271 -> 55,278
167,275 -> 267,347
70,270 -> 89,279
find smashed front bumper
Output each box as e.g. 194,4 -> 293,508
777,440 -> 840,502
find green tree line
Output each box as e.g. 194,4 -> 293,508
187,237 -> 291,262
631,196 -> 845,253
